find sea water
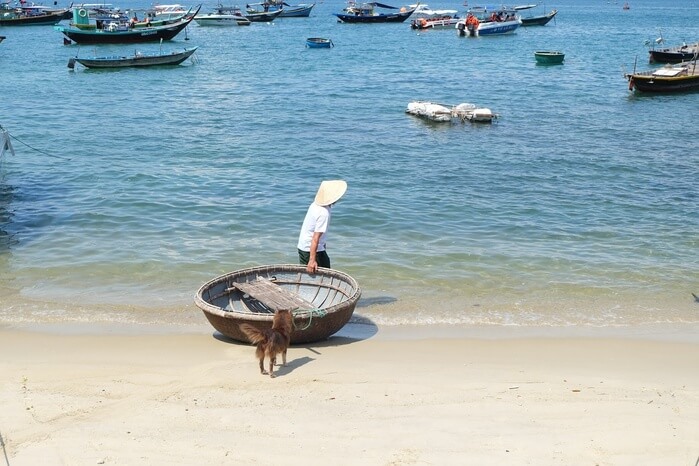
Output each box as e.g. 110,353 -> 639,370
1,0 -> 697,333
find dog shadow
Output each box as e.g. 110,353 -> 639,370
274,356 -> 314,377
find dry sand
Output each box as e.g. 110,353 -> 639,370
1,325 -> 698,465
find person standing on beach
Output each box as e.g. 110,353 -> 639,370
297,180 -> 347,274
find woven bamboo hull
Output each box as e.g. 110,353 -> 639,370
195,264 -> 361,344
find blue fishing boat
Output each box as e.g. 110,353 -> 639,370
334,1 -> 416,23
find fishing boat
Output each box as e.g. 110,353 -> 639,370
534,50 -> 564,64
648,41 -> 699,64
334,1 -> 416,24
406,101 -> 498,123
306,37 -> 332,48
195,4 -> 250,26
278,3 -> 314,17
68,46 -> 198,69
194,265 -> 362,344
519,7 -> 556,26
456,7 -> 521,37
626,60 -> 699,93
0,35 -> 5,43
245,8 -> 284,23
55,4 -> 200,44
0,4 -> 68,25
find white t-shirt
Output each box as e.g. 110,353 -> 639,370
297,202 -> 331,252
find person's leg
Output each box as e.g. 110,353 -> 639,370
298,249 -> 310,265
316,250 -> 331,269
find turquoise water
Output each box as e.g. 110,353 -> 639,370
1,0 -> 698,331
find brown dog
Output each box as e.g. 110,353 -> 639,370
239,309 -> 293,378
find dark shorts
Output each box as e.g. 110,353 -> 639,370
298,249 -> 331,268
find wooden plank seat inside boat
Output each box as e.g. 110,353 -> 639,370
228,277 -> 316,313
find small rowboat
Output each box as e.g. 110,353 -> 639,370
535,51 -> 565,65
194,264 -> 361,344
306,37 -> 333,48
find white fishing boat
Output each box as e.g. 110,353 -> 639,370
406,101 -> 498,123
409,4 -> 458,18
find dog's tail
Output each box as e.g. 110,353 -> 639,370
239,323 -> 267,345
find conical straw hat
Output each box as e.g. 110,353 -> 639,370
314,180 -> 347,206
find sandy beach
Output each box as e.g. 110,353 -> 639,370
1,325 -> 698,466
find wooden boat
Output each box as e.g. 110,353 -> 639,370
0,4 -> 67,26
334,2 -> 416,24
535,50 -> 564,65
243,7 -> 283,22
68,46 -> 198,69
648,41 -> 699,64
55,4 -> 200,44
195,5 -> 251,26
194,265 -> 362,344
626,60 -> 699,93
306,37 -> 333,48
278,3 -> 315,17
520,8 -> 557,26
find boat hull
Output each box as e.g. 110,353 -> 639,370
649,43 -> 699,64
627,61 -> 699,93
244,9 -> 283,21
195,265 -> 361,344
520,9 -> 557,26
74,47 -> 197,68
195,15 -> 250,26
535,51 -> 564,65
0,11 -> 65,26
279,4 -> 314,17
628,74 -> 699,93
306,37 -> 333,48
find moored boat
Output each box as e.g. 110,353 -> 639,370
406,101 -> 498,123
244,7 -> 283,21
0,4 -> 68,26
55,4 -> 200,44
68,46 -> 198,69
535,50 -> 564,64
306,37 -> 332,48
334,1 -> 416,24
410,15 -> 459,30
520,8 -> 556,26
0,35 -> 5,43
626,60 -> 699,93
194,264 -> 362,344
456,7 -> 521,37
409,4 -> 457,18
648,41 -> 699,64
195,4 -> 251,26
247,1 -> 314,17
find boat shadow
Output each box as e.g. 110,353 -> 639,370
212,312 -> 380,347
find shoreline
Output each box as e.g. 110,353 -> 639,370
1,326 -> 698,465
3,319 -> 699,343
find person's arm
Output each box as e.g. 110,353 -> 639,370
307,231 -> 322,274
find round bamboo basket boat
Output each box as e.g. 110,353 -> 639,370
194,264 -> 361,344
